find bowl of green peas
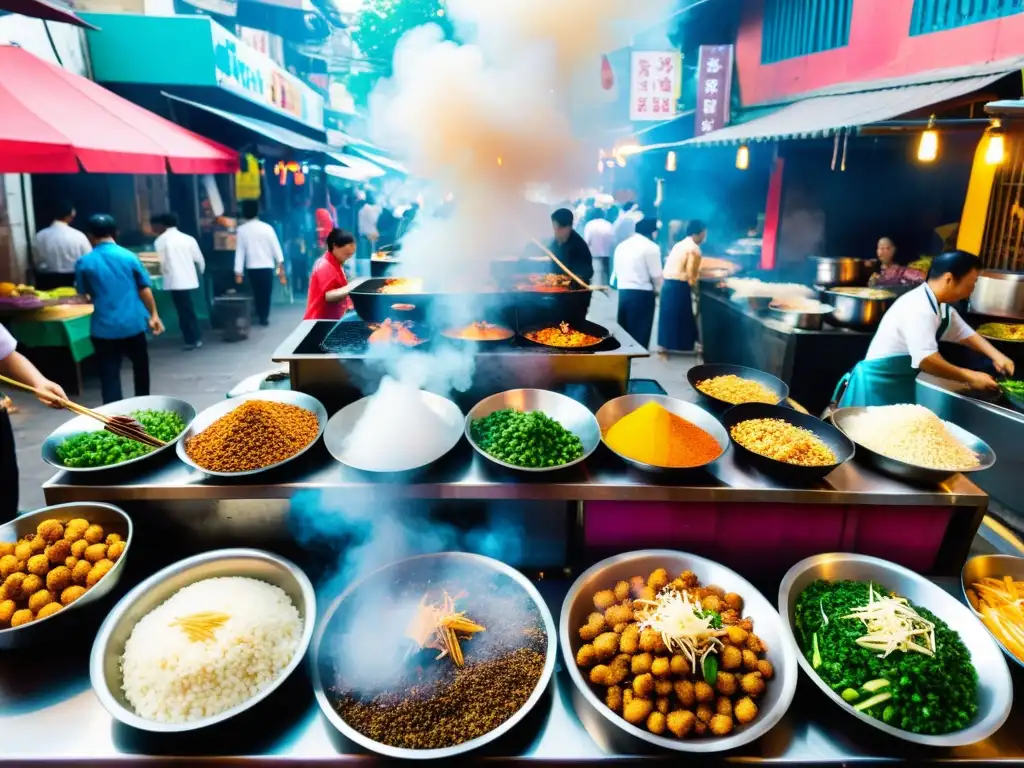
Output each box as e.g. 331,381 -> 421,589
42,396 -> 195,473
466,388 -> 601,472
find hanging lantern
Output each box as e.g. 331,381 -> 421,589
985,120 -> 1006,165
600,54 -> 615,91
736,144 -> 750,170
666,151 -> 677,172
917,115 -> 938,162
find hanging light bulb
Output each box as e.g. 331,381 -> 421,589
666,151 -> 677,172
985,120 -> 1006,165
735,144 -> 750,170
917,115 -> 938,162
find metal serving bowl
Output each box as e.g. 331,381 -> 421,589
42,395 -> 195,473
830,406 -> 996,486
561,550 -> 798,754
465,389 -> 601,472
594,394 -> 728,473
721,403 -> 854,485
821,288 -> 896,331
324,390 -> 463,474
961,554 -> 1024,670
89,548 -> 316,733
807,256 -> 878,288
686,363 -> 789,411
175,391 -> 327,477
311,552 -> 557,759
779,553 -> 1012,747
0,503 -> 132,650
767,302 -> 834,331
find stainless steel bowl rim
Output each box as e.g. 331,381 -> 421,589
174,391 -> 327,477
324,390 -> 463,473
0,502 -> 133,638
89,548 -> 317,733
961,554 -> 1024,670
779,552 -> 1013,747
594,395 -> 729,472
465,388 -> 601,473
42,395 -> 196,474
311,552 -> 557,759
830,406 -> 996,475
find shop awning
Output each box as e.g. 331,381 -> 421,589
0,0 -> 98,28
0,45 -> 237,174
327,151 -> 386,179
345,146 -> 408,175
686,74 -> 1006,146
162,93 -> 329,153
325,164 -> 377,182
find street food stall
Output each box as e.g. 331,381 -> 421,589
6,255 -> 1024,764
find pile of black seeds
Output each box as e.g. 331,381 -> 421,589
329,575 -> 549,750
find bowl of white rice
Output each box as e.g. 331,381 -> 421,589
89,548 -> 315,732
831,404 -> 996,485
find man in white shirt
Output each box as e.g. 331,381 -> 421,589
837,250 -> 1014,407
611,218 -> 662,349
152,212 -> 205,350
234,200 -> 285,327
33,201 -> 91,290
614,201 -> 643,245
583,209 -> 616,286
356,193 -> 382,274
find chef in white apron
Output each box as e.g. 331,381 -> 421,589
834,250 -> 1014,408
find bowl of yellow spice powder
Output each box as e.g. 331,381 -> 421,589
596,396 -> 728,473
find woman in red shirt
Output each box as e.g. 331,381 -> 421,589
303,229 -> 363,320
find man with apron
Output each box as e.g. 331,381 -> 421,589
834,250 -> 1014,408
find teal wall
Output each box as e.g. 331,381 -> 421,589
760,0 -> 853,64
82,14 -> 217,87
910,0 -> 1023,36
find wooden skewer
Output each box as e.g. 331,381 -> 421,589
0,374 -> 165,448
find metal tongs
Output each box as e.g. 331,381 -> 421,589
0,374 -> 165,448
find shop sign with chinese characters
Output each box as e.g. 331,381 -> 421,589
694,45 -> 734,137
629,51 -> 682,122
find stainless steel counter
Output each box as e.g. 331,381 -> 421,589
3,572 -> 1023,765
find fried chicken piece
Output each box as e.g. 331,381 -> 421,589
623,697 -> 653,725
83,543 -> 107,564
678,570 -> 698,589
694,681 -> 715,703
670,654 -> 690,676
26,554 -> 49,577
36,602 -> 61,619
654,679 -> 673,697
629,575 -> 646,597
632,673 -> 654,698
715,671 -> 738,696
606,685 -> 623,712
593,589 -> 616,611
734,696 -> 758,725
667,710 -> 696,739
757,659 -> 774,679
576,644 -> 597,667
647,568 -> 669,592
716,696 -> 733,718
742,649 -> 759,671
579,611 -> 607,641
724,592 -> 743,612
696,704 -> 714,724
655,696 -> 670,714
620,624 -> 640,654
746,633 -> 766,654
46,539 -> 71,565
740,671 -> 766,697
107,540 -> 126,561
647,711 -> 667,735
726,626 -> 749,646
36,519 -> 64,543
709,714 -> 734,737
0,599 -> 14,627
631,652 -> 653,675
27,589 -> 53,613
10,609 -> 33,627
46,566 -> 72,593
593,631 -> 620,660
604,602 -> 633,627
651,657 -> 671,678
70,540 -> 88,559
720,645 -> 742,670
60,585 -> 86,606
613,581 -> 631,602
71,559 -> 91,585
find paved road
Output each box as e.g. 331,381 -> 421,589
9,291 -> 696,511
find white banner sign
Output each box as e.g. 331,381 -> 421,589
630,50 -> 682,122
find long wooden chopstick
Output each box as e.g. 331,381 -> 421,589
527,236 -> 608,292
0,374 -> 164,447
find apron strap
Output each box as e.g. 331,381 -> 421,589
829,371 -> 852,413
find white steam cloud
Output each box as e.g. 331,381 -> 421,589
368,0 -> 673,272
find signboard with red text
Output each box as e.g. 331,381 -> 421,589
694,44 -> 734,137
629,50 -> 682,122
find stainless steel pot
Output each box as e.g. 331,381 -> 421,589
970,270 -> 1024,320
808,257 -> 878,288
822,289 -> 896,331
767,305 -> 833,330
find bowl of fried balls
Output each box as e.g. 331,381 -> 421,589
559,550 -> 797,753
0,502 -> 132,648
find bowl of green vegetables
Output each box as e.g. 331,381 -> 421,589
42,395 -> 195,473
466,389 -> 600,472
779,552 -> 1012,747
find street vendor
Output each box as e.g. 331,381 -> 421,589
834,250 -> 1015,407
867,237 -> 926,289
550,208 -> 595,286
303,229 -> 364,321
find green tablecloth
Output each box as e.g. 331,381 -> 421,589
8,311 -> 94,362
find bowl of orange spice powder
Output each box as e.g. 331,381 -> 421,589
595,395 -> 728,473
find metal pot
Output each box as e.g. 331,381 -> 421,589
822,289 -> 896,331
970,270 -> 1024,320
767,304 -> 833,330
808,256 -> 879,288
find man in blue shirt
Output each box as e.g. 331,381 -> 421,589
76,214 -> 165,404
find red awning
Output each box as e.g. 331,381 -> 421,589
0,45 -> 238,174
0,0 -> 98,28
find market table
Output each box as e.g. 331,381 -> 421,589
3,305 -> 93,394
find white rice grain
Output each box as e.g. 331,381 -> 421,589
842,404 -> 979,471
120,576 -> 302,723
